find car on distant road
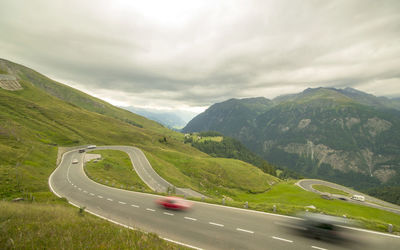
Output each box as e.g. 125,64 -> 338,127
351,194 -> 365,202
156,196 -> 192,210
72,159 -> 79,164
78,149 -> 85,153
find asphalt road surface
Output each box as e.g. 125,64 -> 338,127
49,148 -> 400,250
297,179 -> 400,215
87,146 -> 204,198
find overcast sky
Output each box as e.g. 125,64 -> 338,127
1,0 -> 399,113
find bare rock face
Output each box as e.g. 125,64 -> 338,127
373,167 -> 397,183
298,119 -> 311,129
0,75 -> 23,91
363,117 -> 392,137
281,140 -> 397,180
345,117 -> 360,129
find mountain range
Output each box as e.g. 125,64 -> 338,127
183,87 -> 400,195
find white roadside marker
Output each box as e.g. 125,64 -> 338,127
97,195 -> 103,198
163,212 -> 174,216
83,190 -> 88,193
184,217 -> 197,221
209,222 -> 224,227
78,188 -> 82,191
236,228 -> 254,234
131,204 -> 139,208
146,208 -> 155,212
312,246 -> 328,250
107,198 -> 113,201
272,236 -> 293,243
118,201 -> 126,205
90,193 -> 94,196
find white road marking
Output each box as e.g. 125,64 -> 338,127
162,237 -> 203,250
78,188 -> 82,191
118,201 -> 126,205
146,208 -> 155,212
48,148 -> 205,250
163,212 -> 174,216
107,198 -> 113,201
83,190 -> 88,193
131,204 -> 139,208
97,195 -> 103,198
90,193 -> 94,196
74,185 -> 77,188
184,217 -> 197,221
272,236 -> 293,243
209,222 -> 224,227
236,228 -> 254,234
312,246 -> 328,250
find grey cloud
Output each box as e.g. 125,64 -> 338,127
0,0 -> 399,110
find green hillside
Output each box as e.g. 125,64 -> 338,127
2,59 -> 400,235
183,87 -> 400,204
0,58 -> 277,200
186,132 -> 276,176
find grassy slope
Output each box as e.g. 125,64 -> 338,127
312,184 -> 350,196
0,201 -> 185,249
0,59 -> 277,200
84,150 -> 151,192
1,58 -> 399,235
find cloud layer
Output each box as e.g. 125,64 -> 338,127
1,0 -> 399,110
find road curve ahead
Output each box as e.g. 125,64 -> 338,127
89,145 -> 204,198
49,149 -> 400,250
297,179 -> 400,215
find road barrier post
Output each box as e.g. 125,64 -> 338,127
388,224 -> 393,233
244,201 -> 248,209
201,196 -> 205,201
222,198 -> 225,205
273,204 -> 276,213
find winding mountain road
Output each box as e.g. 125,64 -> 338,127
297,179 -> 400,215
49,148 -> 400,250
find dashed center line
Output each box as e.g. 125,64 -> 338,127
146,208 -> 155,212
97,195 -> 103,198
236,228 -> 254,234
89,193 -> 95,196
163,212 -> 174,216
209,222 -> 224,227
184,217 -> 197,221
118,201 -> 126,205
131,204 -> 139,208
312,246 -> 328,250
107,198 -> 113,201
78,188 -> 82,191
272,236 -> 293,243
83,190 -> 88,193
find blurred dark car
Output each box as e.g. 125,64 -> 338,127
78,149 -> 85,153
293,213 -> 353,242
156,196 -> 192,210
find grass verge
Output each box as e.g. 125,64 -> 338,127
84,150 -> 152,192
0,201 -> 186,249
188,181 -> 400,234
312,184 -> 350,196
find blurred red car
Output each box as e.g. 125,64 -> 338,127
156,196 -> 192,210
